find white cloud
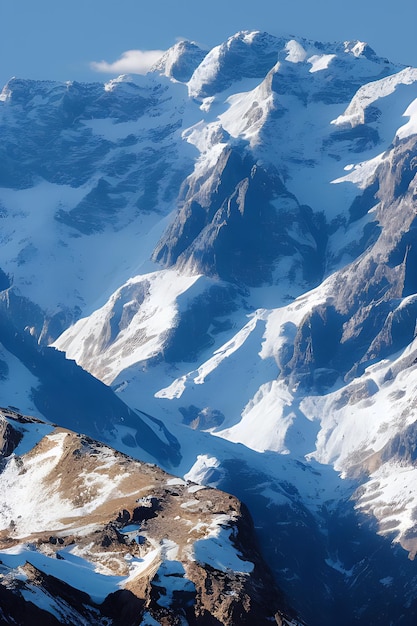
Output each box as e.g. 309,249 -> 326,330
90,49 -> 165,75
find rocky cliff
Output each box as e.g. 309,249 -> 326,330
0,409 -> 300,625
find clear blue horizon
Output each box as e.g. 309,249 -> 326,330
1,0 -> 416,88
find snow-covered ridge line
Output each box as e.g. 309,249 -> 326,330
332,67 -> 417,128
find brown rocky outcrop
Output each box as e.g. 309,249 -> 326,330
0,410 -> 301,625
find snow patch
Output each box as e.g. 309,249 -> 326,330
285,40 -> 307,64
396,96 -> 417,139
308,54 -> 336,73
192,515 -> 254,574
184,454 -> 221,485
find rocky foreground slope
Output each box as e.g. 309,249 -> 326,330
0,409 -> 299,625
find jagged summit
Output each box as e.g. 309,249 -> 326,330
187,30 -> 399,99
151,39 -> 208,82
187,30 -> 287,98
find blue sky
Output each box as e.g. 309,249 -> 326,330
1,0 -> 416,87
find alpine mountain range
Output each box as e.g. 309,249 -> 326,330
1,30 -> 417,625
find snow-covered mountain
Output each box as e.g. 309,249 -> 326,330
2,30 -> 417,624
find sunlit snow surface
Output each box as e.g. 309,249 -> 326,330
54,269 -> 211,382
0,429 -> 131,538
192,515 -> 254,574
397,96 -> 417,139
0,544 -> 126,603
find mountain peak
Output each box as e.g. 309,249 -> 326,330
343,39 -> 378,59
151,39 -> 208,82
187,31 -> 400,99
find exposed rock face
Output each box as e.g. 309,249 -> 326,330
153,148 -> 325,287
0,412 -> 22,458
0,410 -> 301,626
285,134 -> 417,387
